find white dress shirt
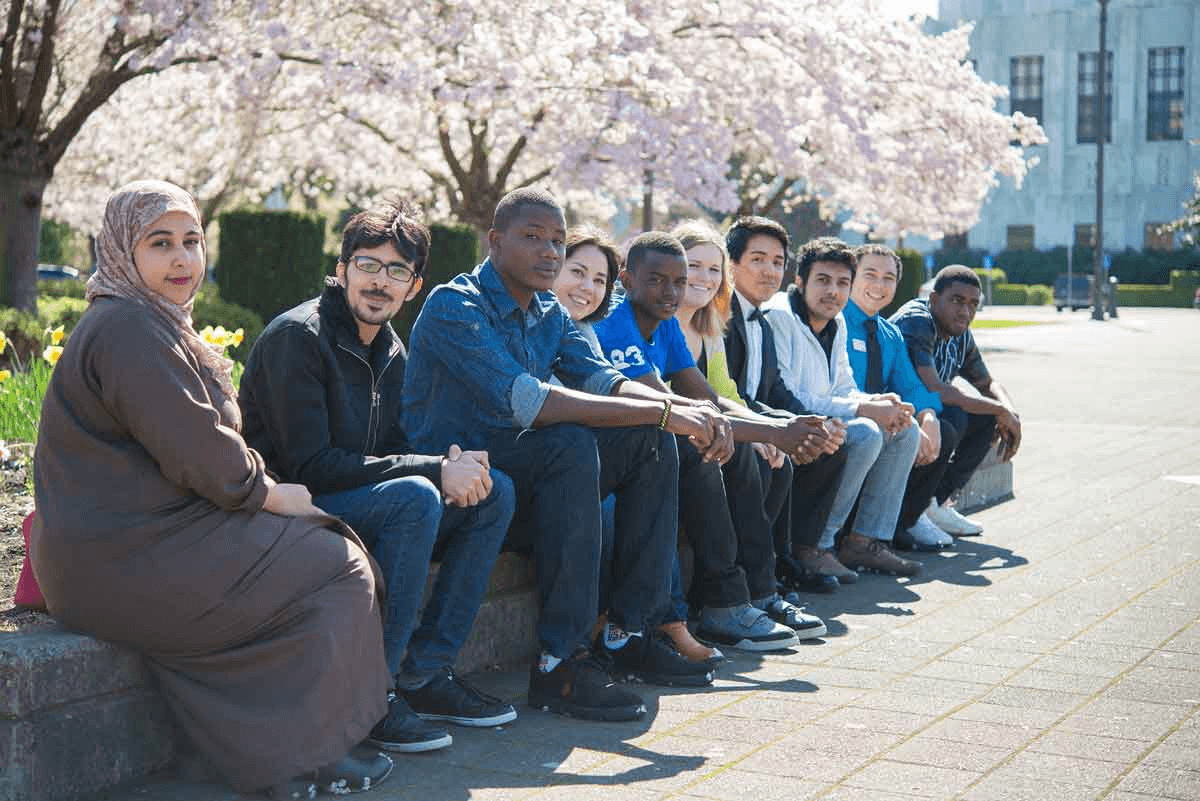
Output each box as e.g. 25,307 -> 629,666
735,288 -> 764,399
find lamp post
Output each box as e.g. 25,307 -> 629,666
1092,0 -> 1108,321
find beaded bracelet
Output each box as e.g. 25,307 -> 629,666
657,398 -> 672,429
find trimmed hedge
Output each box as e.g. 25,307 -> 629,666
216,210 -> 327,325
392,223 -> 481,343
1114,270 -> 1200,308
979,283 -> 1053,305
935,245 -> 1200,286
1027,285 -> 1052,306
989,284 -> 1031,305
879,248 -> 926,318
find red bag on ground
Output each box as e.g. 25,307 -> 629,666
13,511 -> 47,611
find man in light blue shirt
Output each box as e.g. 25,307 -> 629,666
844,245 -> 951,550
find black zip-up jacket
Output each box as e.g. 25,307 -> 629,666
238,278 -> 442,495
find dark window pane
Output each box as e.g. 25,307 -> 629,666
1147,47 -> 1185,141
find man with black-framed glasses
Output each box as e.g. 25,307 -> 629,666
239,198 -> 518,756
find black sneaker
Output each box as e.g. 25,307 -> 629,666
527,650 -> 646,721
270,748 -> 394,798
599,631 -> 713,687
367,692 -> 452,753
404,667 -> 518,728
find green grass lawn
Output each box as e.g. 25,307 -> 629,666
973,319 -> 1049,329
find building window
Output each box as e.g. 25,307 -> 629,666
1147,47 -> 1184,141
1007,225 -> 1034,251
1010,56 -> 1044,121
1144,223 -> 1174,251
1074,224 -> 1096,249
943,232 -> 968,251
1077,52 -> 1113,144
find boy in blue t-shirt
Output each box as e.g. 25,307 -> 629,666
595,232 -> 827,649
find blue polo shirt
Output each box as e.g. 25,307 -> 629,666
402,259 -> 625,452
843,299 -> 941,413
592,296 -> 695,381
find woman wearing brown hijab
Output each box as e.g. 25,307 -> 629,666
31,180 -> 393,798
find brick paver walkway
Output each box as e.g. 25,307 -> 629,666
107,307 -> 1200,801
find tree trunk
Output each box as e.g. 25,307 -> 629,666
0,166 -> 49,312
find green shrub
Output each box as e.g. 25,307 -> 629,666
0,309 -> 45,368
37,278 -> 87,299
391,223 -> 481,343
216,209 -> 327,324
973,268 -> 1008,286
39,296 -> 89,333
880,248 -> 926,318
932,248 -> 989,271
1027,284 -> 1053,305
192,283 -> 265,361
989,284 -> 1031,305
1115,270 -> 1200,307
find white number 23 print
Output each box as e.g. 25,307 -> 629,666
608,345 -> 647,371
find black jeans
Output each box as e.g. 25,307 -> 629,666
897,407 -> 997,530
722,443 -> 792,601
490,424 -> 677,659
776,448 -> 848,556
898,416 -> 955,531
936,407 -> 997,504
676,436 -> 750,609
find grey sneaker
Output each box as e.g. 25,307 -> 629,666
755,594 -> 827,641
697,603 -> 800,651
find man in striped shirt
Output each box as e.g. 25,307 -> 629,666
890,265 -> 1022,536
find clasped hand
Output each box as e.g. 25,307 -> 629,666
441,444 -> 493,507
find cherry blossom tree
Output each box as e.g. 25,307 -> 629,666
0,0 -> 298,310
33,0 -> 1048,280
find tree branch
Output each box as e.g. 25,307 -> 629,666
42,53 -> 213,170
436,111 -> 470,194
19,0 -> 61,130
493,106 -> 545,190
0,0 -> 27,123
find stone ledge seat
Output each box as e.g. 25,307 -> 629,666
1,448 -> 1012,801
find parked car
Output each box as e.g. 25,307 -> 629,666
37,263 -> 81,281
1054,274 -> 1093,312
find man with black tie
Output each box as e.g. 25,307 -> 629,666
724,217 -> 852,588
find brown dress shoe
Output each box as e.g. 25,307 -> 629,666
658,620 -> 724,665
794,545 -> 859,584
837,533 -> 921,577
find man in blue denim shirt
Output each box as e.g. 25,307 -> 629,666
404,188 -> 731,720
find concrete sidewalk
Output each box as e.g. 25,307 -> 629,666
105,308 -> 1200,801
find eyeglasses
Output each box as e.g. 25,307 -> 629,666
351,255 -> 417,284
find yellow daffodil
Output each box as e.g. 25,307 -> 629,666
231,328 -> 244,347
43,345 -> 63,366
45,325 -> 65,345
0,369 -> 10,382
0,331 -> 7,354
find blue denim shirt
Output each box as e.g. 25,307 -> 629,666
403,259 -> 626,452
843,299 -> 942,414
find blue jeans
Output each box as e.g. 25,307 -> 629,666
819,418 -> 920,547
315,472 -> 514,686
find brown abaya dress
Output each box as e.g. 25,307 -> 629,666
31,297 -> 390,792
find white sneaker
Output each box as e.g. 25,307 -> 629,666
927,500 -> 983,536
908,513 -> 955,549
